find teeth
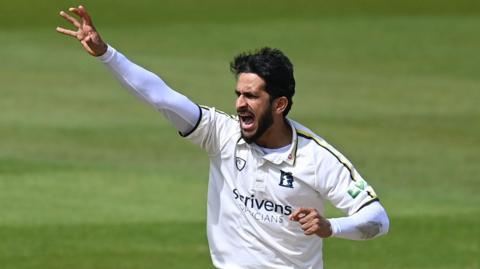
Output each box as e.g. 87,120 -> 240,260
239,112 -> 254,127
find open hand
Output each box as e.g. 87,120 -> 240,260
56,5 -> 107,57
290,207 -> 332,238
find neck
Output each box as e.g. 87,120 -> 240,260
255,118 -> 292,148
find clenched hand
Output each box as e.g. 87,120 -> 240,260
290,207 -> 332,238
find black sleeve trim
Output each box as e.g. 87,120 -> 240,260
179,104 -> 203,137
355,198 -> 380,213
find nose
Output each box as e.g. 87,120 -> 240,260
236,95 -> 247,110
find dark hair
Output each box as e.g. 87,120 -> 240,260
230,47 -> 295,116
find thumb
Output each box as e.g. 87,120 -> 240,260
82,37 -> 96,56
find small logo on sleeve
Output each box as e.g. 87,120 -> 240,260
347,178 -> 378,199
279,171 -> 294,188
235,157 -> 246,171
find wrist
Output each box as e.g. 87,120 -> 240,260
316,219 -> 333,238
325,219 -> 333,238
97,42 -> 108,56
327,218 -> 340,237
97,44 -> 115,62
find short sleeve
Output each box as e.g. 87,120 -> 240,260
182,106 -> 239,156
316,148 -> 379,216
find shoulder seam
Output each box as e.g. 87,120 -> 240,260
199,105 -> 237,120
296,130 -> 359,182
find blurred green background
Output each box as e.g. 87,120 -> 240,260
1,0 -> 479,268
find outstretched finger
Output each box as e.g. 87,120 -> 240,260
77,5 -> 94,25
69,6 -> 93,26
59,11 -> 81,28
56,26 -> 77,38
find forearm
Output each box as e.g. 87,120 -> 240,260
328,201 -> 389,240
97,45 -> 200,134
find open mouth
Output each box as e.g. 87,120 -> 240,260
238,112 -> 255,131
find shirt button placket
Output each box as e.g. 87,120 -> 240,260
251,159 -> 266,194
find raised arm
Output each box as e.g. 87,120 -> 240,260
56,6 -> 200,134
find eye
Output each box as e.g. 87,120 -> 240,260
245,93 -> 258,99
234,90 -> 240,97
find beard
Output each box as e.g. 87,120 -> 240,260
240,104 -> 274,144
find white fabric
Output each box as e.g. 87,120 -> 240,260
329,201 -> 389,240
98,45 -> 200,135
185,106 -> 384,269
258,143 -> 291,154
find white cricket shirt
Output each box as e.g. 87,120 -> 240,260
184,106 -> 379,269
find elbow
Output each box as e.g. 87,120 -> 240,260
358,208 -> 390,240
358,221 -> 383,239
382,214 -> 390,236
378,207 -> 390,237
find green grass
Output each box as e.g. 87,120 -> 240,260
1,0 -> 479,268
0,222 -> 210,269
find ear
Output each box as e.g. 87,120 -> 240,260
273,96 -> 289,116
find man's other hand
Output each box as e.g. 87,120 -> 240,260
290,207 -> 332,238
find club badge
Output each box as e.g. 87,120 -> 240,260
279,170 -> 294,188
235,157 -> 246,171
